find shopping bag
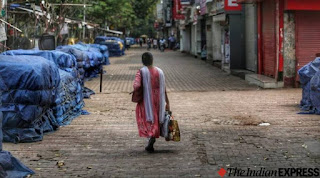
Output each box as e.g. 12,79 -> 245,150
164,112 -> 180,142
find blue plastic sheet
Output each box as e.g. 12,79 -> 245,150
0,111 -> 2,151
0,110 -> 35,177
56,47 -> 88,84
57,43 -> 104,79
54,70 -> 84,126
95,36 -> 125,57
298,57 -> 320,115
126,37 -> 135,45
89,44 -> 110,65
2,50 -> 78,79
0,55 -> 60,143
0,151 -> 35,178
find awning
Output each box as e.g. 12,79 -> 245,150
97,28 -> 123,35
237,0 -> 263,3
212,13 -> 226,22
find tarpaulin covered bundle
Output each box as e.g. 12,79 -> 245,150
126,37 -> 135,45
0,55 -> 60,143
54,69 -> 84,125
2,50 -> 78,79
56,47 -> 88,85
298,57 -> 320,115
89,44 -> 110,65
57,43 -> 103,79
0,111 -> 35,177
95,36 -> 125,57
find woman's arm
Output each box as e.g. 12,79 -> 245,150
165,89 -> 170,111
133,70 -> 142,91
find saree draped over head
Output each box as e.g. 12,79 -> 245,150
133,66 -> 166,138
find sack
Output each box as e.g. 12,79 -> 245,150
132,70 -> 143,103
163,111 -> 180,142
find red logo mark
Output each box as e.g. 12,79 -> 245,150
218,168 -> 227,177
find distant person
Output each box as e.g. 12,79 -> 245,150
159,38 -> 166,52
132,52 -> 170,153
147,38 -> 152,50
126,38 -> 131,50
201,45 -> 207,61
169,35 -> 176,50
139,38 -> 143,47
153,38 -> 158,49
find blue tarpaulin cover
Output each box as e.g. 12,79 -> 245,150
2,50 -> 78,79
57,43 -> 104,79
1,50 -> 85,127
89,44 -> 110,65
0,110 -> 35,177
95,36 -> 125,57
54,70 -> 84,125
0,55 -> 60,143
56,47 -> 88,84
298,57 -> 320,115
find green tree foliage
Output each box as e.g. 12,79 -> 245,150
33,0 -> 157,37
70,0 -> 157,37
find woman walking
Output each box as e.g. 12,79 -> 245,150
133,52 -> 170,153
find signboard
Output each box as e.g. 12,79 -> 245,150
165,2 -> 172,27
224,0 -> 242,11
157,3 -> 163,20
173,0 -> 185,20
284,0 -> 320,10
181,0 -> 191,5
0,24 -> 6,42
200,0 -> 207,15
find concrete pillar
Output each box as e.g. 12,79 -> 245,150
206,18 -> 213,63
283,12 -> 296,87
191,24 -> 197,56
212,21 -> 222,62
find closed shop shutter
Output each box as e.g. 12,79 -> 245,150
296,11 -> 320,81
262,0 -> 276,77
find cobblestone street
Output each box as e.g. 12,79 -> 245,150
3,48 -> 320,177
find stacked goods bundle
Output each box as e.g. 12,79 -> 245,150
57,43 -> 104,79
54,70 -> 84,125
126,37 -> 135,45
89,44 -> 110,65
1,50 -> 85,126
0,110 -> 34,177
2,50 -> 78,79
95,36 -> 125,57
0,55 -> 60,143
298,57 -> 320,115
56,47 -> 88,85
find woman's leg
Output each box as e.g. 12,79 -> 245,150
145,137 -> 156,153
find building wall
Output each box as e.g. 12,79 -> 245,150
283,12 -> 296,87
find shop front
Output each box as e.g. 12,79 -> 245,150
284,0 -> 320,84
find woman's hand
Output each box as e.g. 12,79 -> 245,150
166,103 -> 170,111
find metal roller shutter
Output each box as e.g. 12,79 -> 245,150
262,0 -> 276,77
296,11 -> 320,81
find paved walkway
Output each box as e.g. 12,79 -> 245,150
85,48 -> 257,93
3,48 -> 319,177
